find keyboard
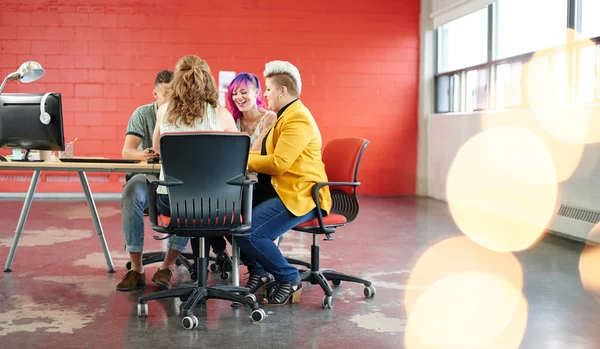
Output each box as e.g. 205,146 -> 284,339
59,157 -> 141,164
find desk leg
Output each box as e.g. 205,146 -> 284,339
78,171 -> 115,273
231,238 -> 240,287
4,170 -> 41,272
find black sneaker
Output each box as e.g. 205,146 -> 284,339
215,250 -> 232,273
190,262 -> 198,281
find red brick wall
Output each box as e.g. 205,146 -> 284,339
0,0 -> 420,196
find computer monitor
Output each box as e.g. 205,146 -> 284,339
0,93 -> 65,161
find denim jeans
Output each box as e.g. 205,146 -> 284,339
121,174 -> 189,253
235,196 -> 317,282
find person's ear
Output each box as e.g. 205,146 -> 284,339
153,88 -> 157,99
281,86 -> 288,96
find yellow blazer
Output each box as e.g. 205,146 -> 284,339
248,100 -> 332,217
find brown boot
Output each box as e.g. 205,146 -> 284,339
116,270 -> 146,291
152,268 -> 173,290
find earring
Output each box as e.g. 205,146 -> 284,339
278,94 -> 283,100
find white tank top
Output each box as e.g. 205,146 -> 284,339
157,103 -> 223,194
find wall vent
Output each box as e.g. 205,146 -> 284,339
557,204 -> 600,224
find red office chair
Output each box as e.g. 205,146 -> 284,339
288,137 -> 375,309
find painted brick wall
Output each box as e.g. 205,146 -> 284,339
0,0 -> 420,195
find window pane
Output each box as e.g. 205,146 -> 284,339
438,8 -> 488,73
494,62 -> 522,108
496,0 -> 567,59
551,51 -> 568,106
581,0 -> 600,39
578,45 -> 597,102
450,74 -> 461,112
465,69 -> 488,111
524,55 -> 551,107
435,75 -> 451,113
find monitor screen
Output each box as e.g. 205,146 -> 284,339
0,93 -> 65,152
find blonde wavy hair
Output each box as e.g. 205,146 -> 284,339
166,55 -> 219,127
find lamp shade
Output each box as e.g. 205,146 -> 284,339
17,61 -> 45,83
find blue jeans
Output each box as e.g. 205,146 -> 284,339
235,196 -> 317,282
121,174 -> 189,253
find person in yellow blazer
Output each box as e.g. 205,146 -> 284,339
235,60 -> 332,305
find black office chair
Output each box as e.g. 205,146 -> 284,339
284,137 -> 375,309
136,131 -> 265,329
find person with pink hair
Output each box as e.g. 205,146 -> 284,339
198,73 -> 276,278
227,72 -> 276,151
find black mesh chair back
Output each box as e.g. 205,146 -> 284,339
148,131 -> 252,237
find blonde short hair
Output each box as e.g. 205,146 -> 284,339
263,60 -> 302,97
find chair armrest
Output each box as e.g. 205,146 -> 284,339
229,173 -> 257,236
246,173 -> 258,184
144,175 -> 170,234
227,173 -> 258,186
310,181 -> 361,234
145,174 -> 183,187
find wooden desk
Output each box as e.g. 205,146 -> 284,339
1,159 -> 160,273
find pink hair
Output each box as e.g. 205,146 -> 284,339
226,72 -> 267,122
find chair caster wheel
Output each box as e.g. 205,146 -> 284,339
126,261 -> 132,270
322,295 -> 334,309
332,279 -> 342,286
250,308 -> 266,322
245,293 -> 257,302
364,286 -> 376,298
220,271 -> 230,280
137,303 -> 148,317
182,315 -> 198,329
209,263 -> 218,272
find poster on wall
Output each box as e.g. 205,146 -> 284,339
218,71 -> 236,107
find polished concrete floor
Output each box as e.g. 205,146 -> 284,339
0,197 -> 599,348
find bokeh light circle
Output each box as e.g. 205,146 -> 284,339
481,111 -> 584,182
579,223 -> 600,303
404,236 -> 523,316
405,272 -> 528,349
523,29 -> 600,145
446,126 -> 558,252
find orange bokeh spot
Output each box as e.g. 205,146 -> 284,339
523,29 -> 600,145
404,236 -> 523,316
481,111 -> 584,182
579,223 -> 600,302
446,126 -> 558,252
405,272 -> 528,349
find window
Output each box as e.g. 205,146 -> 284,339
580,0 -> 600,39
434,0 -> 600,114
437,8 -> 488,73
496,0 -> 567,59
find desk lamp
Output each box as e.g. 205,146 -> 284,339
0,61 -> 45,94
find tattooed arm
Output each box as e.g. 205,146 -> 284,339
251,112 -> 277,152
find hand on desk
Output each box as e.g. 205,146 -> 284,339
142,148 -> 156,160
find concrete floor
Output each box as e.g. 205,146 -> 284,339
0,197 -> 599,348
